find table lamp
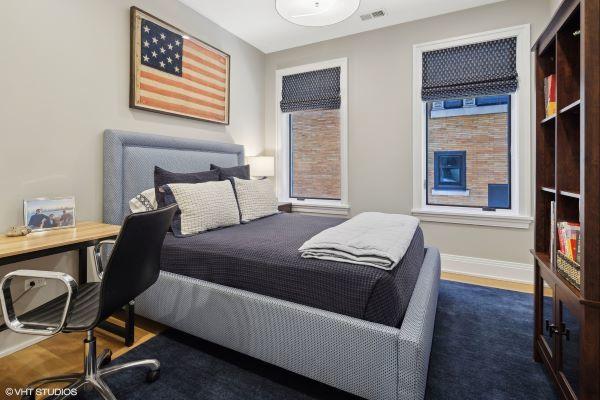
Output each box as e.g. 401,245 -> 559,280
247,156 -> 275,179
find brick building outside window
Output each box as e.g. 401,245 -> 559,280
426,95 -> 511,209
289,109 -> 341,200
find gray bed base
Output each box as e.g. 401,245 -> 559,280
103,130 -> 441,400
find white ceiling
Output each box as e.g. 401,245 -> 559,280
178,0 -> 505,53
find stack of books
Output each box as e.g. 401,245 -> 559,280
557,221 -> 581,263
544,74 -> 557,118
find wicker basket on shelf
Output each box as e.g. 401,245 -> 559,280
556,251 -> 581,289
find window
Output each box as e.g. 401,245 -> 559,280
412,25 -> 532,229
289,109 -> 341,200
426,95 -> 511,209
276,59 -> 348,214
433,150 -> 467,191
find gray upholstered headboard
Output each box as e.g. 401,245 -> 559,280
103,130 -> 245,225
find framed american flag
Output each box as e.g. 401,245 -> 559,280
130,7 -> 230,124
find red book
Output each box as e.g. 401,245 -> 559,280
557,222 -> 566,254
546,75 -> 557,117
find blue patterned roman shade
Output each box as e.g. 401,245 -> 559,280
421,37 -> 518,101
280,67 -> 341,112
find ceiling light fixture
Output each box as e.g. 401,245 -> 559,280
276,0 -> 361,27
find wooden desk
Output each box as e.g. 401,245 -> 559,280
0,221 -> 135,346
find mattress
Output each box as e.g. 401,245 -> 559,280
159,213 -> 424,327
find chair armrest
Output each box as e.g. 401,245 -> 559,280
0,270 -> 78,336
93,240 -> 116,280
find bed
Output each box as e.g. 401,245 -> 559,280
103,130 -> 441,400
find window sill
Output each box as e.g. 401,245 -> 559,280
411,207 -> 532,229
431,189 -> 470,196
287,201 -> 350,217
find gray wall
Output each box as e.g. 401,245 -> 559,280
0,0 -> 265,229
0,0 -> 264,355
264,0 -> 552,265
549,0 -> 563,13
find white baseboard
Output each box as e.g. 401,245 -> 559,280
0,334 -> 47,358
441,253 -> 533,284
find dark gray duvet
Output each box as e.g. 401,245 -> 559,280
160,213 -> 424,327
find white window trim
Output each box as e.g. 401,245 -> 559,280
411,25 -> 533,229
275,58 -> 349,216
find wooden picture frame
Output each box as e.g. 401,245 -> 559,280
130,7 -> 230,124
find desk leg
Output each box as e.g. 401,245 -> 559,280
78,247 -> 88,284
125,301 -> 135,346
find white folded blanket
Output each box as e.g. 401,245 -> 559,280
298,212 -> 419,270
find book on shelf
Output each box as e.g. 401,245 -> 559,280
544,74 -> 557,118
557,221 -> 581,263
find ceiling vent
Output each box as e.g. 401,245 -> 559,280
360,9 -> 386,21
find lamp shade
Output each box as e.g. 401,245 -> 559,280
247,156 -> 275,177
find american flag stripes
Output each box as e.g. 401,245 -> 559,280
131,8 -> 230,124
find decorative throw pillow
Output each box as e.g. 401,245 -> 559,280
154,166 -> 219,207
231,177 -> 279,223
210,164 -> 250,180
129,188 -> 157,213
162,181 -> 240,237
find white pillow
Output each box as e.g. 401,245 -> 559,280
232,178 -> 279,223
129,189 -> 157,213
164,181 -> 240,236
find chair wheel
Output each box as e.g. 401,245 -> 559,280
100,350 -> 112,367
146,369 -> 160,383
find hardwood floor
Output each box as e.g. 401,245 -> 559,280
0,273 -> 534,394
441,272 -> 534,293
0,314 -> 164,391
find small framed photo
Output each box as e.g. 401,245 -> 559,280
23,197 -> 76,232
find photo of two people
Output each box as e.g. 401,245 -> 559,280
24,197 -> 76,232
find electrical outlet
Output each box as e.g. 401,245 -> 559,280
24,278 -> 47,291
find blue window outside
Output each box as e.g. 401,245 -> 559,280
475,95 -> 509,106
443,99 -> 463,109
434,151 -> 467,191
440,95 -> 509,109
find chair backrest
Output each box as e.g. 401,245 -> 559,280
97,205 -> 176,322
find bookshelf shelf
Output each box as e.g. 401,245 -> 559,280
532,250 -> 582,299
541,186 -> 556,194
560,190 -> 580,199
559,99 -> 581,114
541,114 -> 556,124
532,250 -> 551,270
532,1 -> 599,398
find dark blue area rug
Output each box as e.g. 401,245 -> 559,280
79,281 -> 558,399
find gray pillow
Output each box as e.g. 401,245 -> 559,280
210,164 -> 250,180
154,166 -> 219,207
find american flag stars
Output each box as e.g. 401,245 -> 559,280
140,18 -> 183,77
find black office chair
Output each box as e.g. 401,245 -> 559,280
0,205 -> 177,400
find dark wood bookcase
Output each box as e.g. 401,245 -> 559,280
531,0 -> 600,399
